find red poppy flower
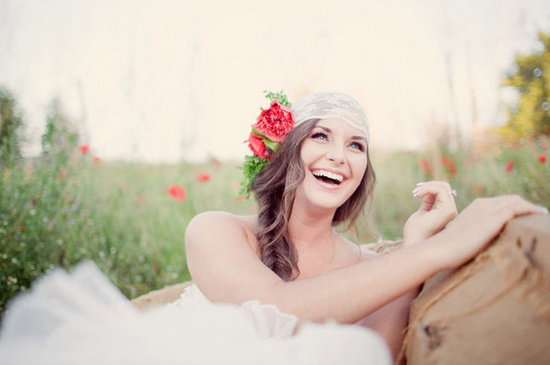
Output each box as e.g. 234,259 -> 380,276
93,156 -> 101,165
505,160 -> 514,173
195,172 -> 210,182
441,156 -> 457,177
538,154 -> 547,163
80,144 -> 89,154
254,101 -> 295,143
167,184 -> 186,202
247,133 -> 269,159
419,158 -> 433,175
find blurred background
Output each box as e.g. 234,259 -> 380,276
1,0 -> 549,319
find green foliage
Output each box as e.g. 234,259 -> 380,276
499,31 -> 550,141
0,86 -> 24,167
1,148 -> 256,322
41,98 -> 79,162
263,90 -> 292,108
238,154 -> 269,197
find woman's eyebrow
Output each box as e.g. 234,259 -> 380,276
315,126 -> 332,133
315,125 -> 366,141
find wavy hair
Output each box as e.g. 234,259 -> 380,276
252,119 -> 376,281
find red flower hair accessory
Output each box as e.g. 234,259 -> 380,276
240,91 -> 294,196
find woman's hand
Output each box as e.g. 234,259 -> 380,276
403,181 -> 458,246
432,195 -> 548,269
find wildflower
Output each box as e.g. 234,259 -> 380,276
167,184 -> 186,202
80,144 -> 89,154
93,156 -> 101,165
505,160 -> 514,173
195,172 -> 210,182
441,156 -> 457,177
538,154 -> 547,163
419,158 -> 433,175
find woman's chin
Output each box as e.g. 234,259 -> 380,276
304,188 -> 350,212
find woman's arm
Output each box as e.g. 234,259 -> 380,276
185,196 -> 546,324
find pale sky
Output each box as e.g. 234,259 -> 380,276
1,0 -> 549,162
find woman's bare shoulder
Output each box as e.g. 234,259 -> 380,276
187,210 -> 243,226
185,211 -> 258,250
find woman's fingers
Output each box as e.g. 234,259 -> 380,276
436,195 -> 548,268
412,181 -> 458,217
475,195 -> 547,223
403,181 -> 460,246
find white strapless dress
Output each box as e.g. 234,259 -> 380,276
0,261 -> 392,364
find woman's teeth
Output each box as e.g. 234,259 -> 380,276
312,170 -> 344,185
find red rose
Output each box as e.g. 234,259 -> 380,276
254,101 -> 294,143
248,133 -> 269,159
538,154 -> 547,163
195,172 -> 210,182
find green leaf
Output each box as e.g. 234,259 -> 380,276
263,90 -> 292,108
262,138 -> 279,153
251,128 -> 264,137
238,155 -> 269,198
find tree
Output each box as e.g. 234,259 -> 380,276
0,86 -> 24,166
499,31 -> 550,141
41,97 -> 78,162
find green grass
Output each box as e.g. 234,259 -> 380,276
1,136 -> 549,320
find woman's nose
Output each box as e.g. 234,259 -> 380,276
326,145 -> 345,165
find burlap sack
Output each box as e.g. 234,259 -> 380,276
131,282 -> 192,310
403,213 -> 550,365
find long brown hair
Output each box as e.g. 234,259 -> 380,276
252,119 -> 376,281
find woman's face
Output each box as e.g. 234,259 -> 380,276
296,118 -> 368,212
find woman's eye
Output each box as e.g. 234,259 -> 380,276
312,132 -> 328,141
349,142 -> 365,151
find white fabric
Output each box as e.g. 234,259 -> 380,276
0,261 -> 392,364
292,92 -> 370,142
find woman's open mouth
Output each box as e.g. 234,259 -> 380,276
311,169 -> 345,186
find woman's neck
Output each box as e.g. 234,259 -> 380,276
288,199 -> 336,252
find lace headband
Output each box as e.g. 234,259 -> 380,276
292,92 -> 369,142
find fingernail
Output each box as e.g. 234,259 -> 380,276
416,182 -> 424,187
412,187 -> 421,196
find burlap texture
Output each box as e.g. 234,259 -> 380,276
403,214 -> 550,365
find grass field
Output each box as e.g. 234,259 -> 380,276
1,135 -> 549,320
